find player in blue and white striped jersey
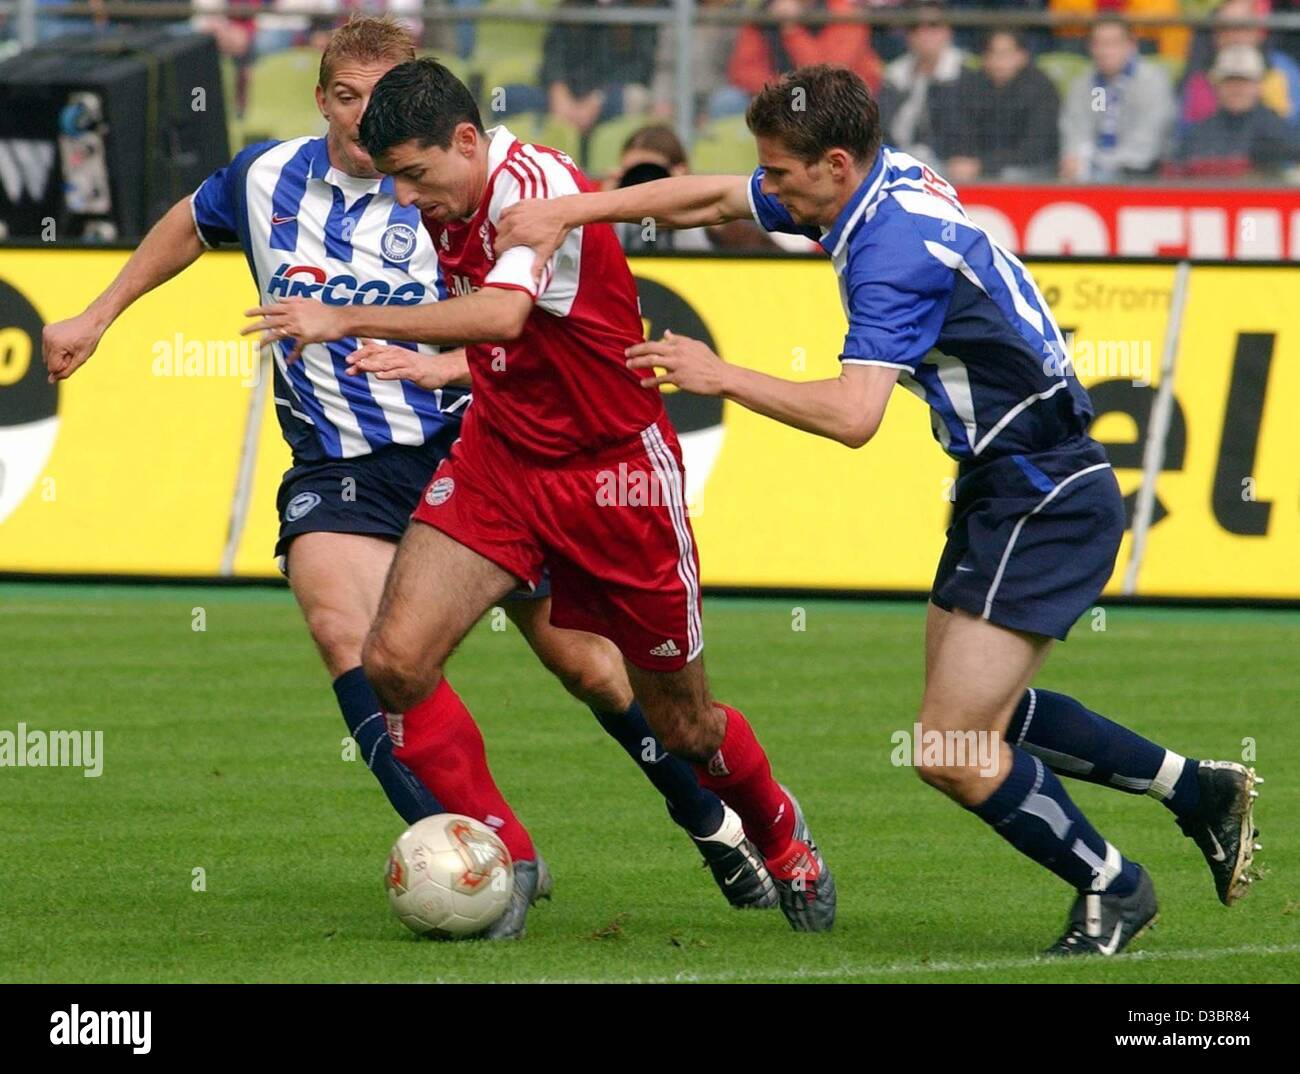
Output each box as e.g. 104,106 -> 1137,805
192,131 -> 466,464
496,63 -> 1263,954
41,15 -> 775,934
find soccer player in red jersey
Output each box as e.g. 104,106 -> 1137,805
245,58 -> 835,931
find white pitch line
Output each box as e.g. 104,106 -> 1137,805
414,943 -> 1300,986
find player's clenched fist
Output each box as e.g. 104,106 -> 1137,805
626,330 -> 727,396
242,297 -> 346,361
346,341 -> 470,391
42,313 -> 107,383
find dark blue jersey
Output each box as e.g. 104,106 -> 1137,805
749,147 -> 1095,462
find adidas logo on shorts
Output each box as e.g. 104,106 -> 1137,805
649,639 -> 681,658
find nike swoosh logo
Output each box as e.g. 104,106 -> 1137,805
724,867 -> 745,886
1098,920 -> 1124,956
271,214 -> 296,225
1206,829 -> 1228,862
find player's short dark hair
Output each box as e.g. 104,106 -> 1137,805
360,58 -> 485,157
745,64 -> 881,166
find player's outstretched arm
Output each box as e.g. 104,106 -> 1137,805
627,332 -> 898,449
494,175 -> 751,279
42,196 -> 206,383
243,286 -> 533,360
345,342 -> 471,391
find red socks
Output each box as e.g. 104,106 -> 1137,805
691,704 -> 796,859
389,677 -> 535,863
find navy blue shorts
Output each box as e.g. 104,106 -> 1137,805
931,436 -> 1123,641
274,428 -> 550,603
275,431 -> 457,563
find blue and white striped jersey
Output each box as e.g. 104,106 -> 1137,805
191,136 -> 469,463
749,147 -> 1094,462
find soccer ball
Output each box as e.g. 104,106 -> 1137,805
385,814 -> 514,938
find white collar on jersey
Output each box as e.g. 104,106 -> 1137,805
306,136 -> 392,198
485,125 -> 518,176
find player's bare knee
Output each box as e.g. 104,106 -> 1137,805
561,662 -> 627,711
304,606 -> 367,677
563,649 -> 631,711
363,634 -> 435,712
915,755 -> 988,805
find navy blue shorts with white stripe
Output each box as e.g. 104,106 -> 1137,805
930,435 -> 1123,641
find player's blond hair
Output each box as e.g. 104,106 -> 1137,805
318,14 -> 416,89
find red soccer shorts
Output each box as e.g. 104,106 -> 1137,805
411,415 -> 702,671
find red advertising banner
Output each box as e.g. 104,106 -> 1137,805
960,185 -> 1300,260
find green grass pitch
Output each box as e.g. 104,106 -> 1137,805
2,583 -> 1296,983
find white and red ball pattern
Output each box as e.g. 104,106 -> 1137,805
385,814 -> 513,938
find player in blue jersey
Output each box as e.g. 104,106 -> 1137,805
496,63 -> 1263,955
40,15 -> 776,938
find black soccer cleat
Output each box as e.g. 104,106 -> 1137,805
1044,866 -> 1158,957
481,855 -> 548,941
768,787 -> 837,933
691,804 -> 778,909
1176,760 -> 1262,906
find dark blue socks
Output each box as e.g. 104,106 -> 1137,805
971,747 -> 1139,895
334,666 -> 442,824
591,701 -> 725,838
1008,688 -> 1201,817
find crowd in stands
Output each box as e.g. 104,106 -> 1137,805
13,0 -> 1300,181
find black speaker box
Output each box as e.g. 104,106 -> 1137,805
0,29 -> 230,241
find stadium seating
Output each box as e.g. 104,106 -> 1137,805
691,115 -> 758,175
586,114 -> 657,179
240,48 -> 327,146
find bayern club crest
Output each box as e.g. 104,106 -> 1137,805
380,223 -> 418,262
425,477 -> 454,506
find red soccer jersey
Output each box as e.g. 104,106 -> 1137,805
422,126 -> 663,461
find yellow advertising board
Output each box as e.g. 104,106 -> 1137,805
1133,267 -> 1300,597
0,250 -> 1295,598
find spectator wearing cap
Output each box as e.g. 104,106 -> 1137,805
1060,16 -> 1175,180
947,28 -> 1060,182
727,0 -> 883,100
878,1 -> 981,163
1167,43 -> 1300,175
1180,0 -> 1300,129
